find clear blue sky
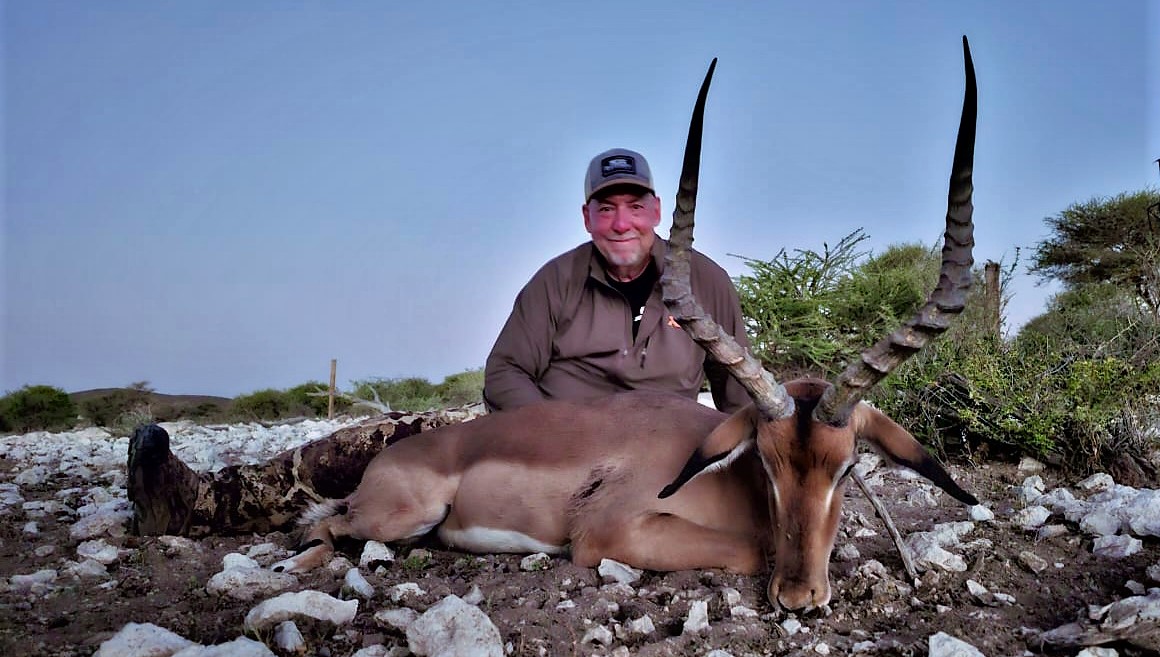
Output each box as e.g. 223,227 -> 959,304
3,2 -> 1157,397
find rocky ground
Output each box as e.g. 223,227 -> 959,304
0,418 -> 1158,657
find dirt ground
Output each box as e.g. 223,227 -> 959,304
1,454 -> 1157,657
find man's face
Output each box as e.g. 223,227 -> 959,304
582,188 -> 662,279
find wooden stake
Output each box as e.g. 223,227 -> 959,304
328,359 -> 337,419
984,261 -> 1001,341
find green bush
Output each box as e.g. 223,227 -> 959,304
352,377 -> 443,412
232,388 -> 293,421
435,368 -> 485,407
0,385 -> 78,433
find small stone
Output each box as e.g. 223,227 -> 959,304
580,625 -> 614,646
1146,563 -> 1160,583
1076,648 -> 1119,657
374,607 -> 418,632
1018,551 -> 1050,574
244,591 -> 359,632
928,631 -> 984,657
1076,473 -> 1114,492
275,621 -> 306,654
1079,510 -> 1121,536
1092,534 -> 1143,558
1017,456 -> 1045,474
597,558 -> 642,585
462,584 -> 485,605
721,587 -> 742,606
683,600 -> 710,634
93,622 -> 196,657
1125,580 -> 1147,595
969,505 -> 995,522
1036,524 -> 1069,540
626,614 -> 655,635
34,545 -> 55,557
1012,505 -> 1051,530
834,544 -> 860,561
390,582 -> 426,602
520,553 -> 552,571
344,568 -> 375,599
22,521 -> 39,535
730,605 -> 759,618
360,541 -> 396,569
814,643 -> 831,655
780,618 -> 802,635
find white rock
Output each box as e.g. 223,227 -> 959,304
69,509 -> 130,540
1126,489 -> 1160,537
244,590 -> 359,632
581,625 -> 614,646
1076,648 -> 1119,657
34,545 -> 55,557
927,522 -> 975,546
814,643 -> 831,655
462,583 -> 485,605
1017,476 -> 1046,504
780,618 -> 803,635
207,566 -> 298,601
158,536 -> 201,556
327,556 -> 355,573
406,595 -> 504,657
344,568 -> 375,598
171,636 -> 276,656
351,647 -> 393,657
245,542 -> 286,564
626,614 -> 655,635
94,622 -> 197,657
1018,551 -> 1050,574
969,505 -> 995,522
77,539 -> 121,565
14,465 -> 49,486
7,568 -> 58,594
683,600 -> 710,634
374,607 -> 419,632
730,605 -> 759,618
23,521 -> 39,535
520,552 -> 552,571
928,631 -> 985,657
597,558 -> 642,584
834,543 -> 860,561
1147,563 -> 1160,583
222,553 -> 260,570
1017,456 -> 1044,474
906,533 -> 967,572
1126,580 -> 1147,595
1080,510 -> 1123,537
1012,505 -> 1051,530
854,453 -> 881,477
1036,525 -> 1070,540
1092,534 -> 1143,558
391,582 -> 426,602
1077,473 -> 1114,492
906,488 -> 939,507
721,587 -> 742,606
274,621 -> 306,654
705,651 -> 736,657
67,558 -> 110,578
360,541 -> 396,568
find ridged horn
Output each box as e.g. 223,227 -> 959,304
815,35 -> 978,425
661,58 -> 795,421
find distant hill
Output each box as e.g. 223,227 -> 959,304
70,388 -> 234,424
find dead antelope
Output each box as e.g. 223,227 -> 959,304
274,37 -> 980,612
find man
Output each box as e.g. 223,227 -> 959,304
129,148 -> 752,537
485,147 -> 752,414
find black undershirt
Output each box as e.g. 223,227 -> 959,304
606,262 -> 658,340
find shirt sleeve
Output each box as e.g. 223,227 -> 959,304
483,268 -> 559,412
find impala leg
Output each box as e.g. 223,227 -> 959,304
572,512 -> 764,574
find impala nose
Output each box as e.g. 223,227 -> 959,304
769,577 -> 832,611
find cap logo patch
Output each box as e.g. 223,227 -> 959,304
601,155 -> 636,178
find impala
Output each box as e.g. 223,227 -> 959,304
275,37 -> 980,611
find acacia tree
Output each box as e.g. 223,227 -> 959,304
1029,189 -> 1160,317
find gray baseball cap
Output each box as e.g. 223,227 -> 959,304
584,148 -> 655,201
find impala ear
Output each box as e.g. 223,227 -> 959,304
659,404 -> 758,499
853,405 -> 979,506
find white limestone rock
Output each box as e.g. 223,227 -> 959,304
683,600 -> 710,634
406,594 -> 504,657
1077,473 -> 1115,492
94,622 -> 196,657
375,607 -> 419,632
360,541 -> 396,569
1080,510 -> 1123,537
581,625 -> 614,646
597,558 -> 642,585
6,568 -> 58,595
344,567 -> 375,599
274,621 -> 306,654
77,539 -> 122,565
207,564 -> 298,601
1017,476 -> 1046,504
969,505 -> 995,522
520,552 -> 552,571
1012,505 -> 1051,530
928,631 -> 985,657
391,582 -> 426,602
1093,535 -> 1143,559
244,590 -> 359,632
171,636 -> 277,656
